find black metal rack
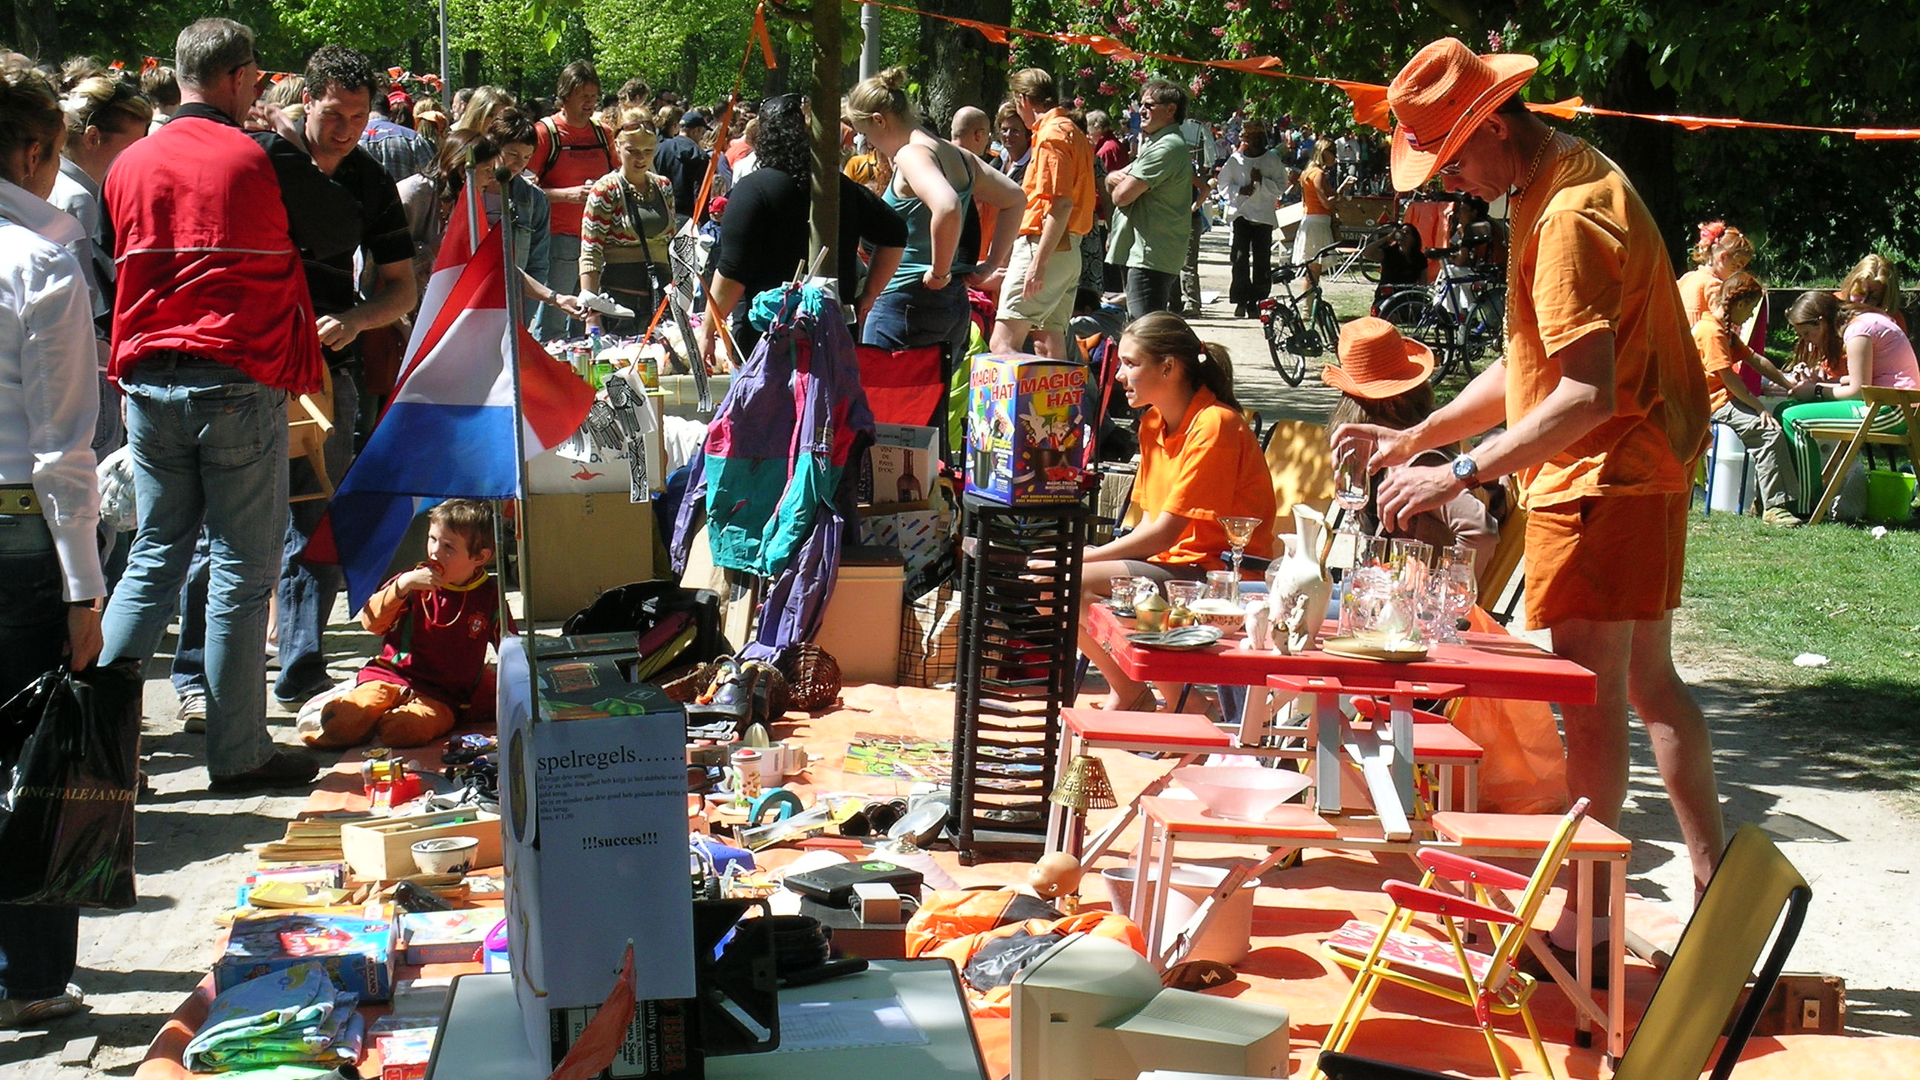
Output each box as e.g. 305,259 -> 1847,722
950,495 -> 1087,864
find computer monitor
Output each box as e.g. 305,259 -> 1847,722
1010,935 -> 1289,1080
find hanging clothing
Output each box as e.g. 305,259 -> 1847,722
671,283 -> 875,660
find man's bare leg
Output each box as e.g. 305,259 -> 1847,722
1546,618 -> 1634,943
990,317 -> 1031,355
1625,613 -> 1724,897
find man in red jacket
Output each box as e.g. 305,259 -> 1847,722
99,17 -> 361,789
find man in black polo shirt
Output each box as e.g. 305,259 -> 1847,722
276,44 -> 417,705
654,107 -> 712,218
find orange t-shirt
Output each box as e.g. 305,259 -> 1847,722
1133,387 -> 1277,569
1691,309 -> 1754,414
1019,108 -> 1096,238
1300,165 -> 1332,216
1504,139 -> 1709,509
1677,267 -> 1719,327
533,114 -> 617,237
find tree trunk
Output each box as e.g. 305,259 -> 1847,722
462,49 -> 483,92
1590,43 -> 1684,265
12,0 -> 60,63
919,0 -> 1010,129
809,0 -> 842,281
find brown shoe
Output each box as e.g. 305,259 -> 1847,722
210,749 -> 320,791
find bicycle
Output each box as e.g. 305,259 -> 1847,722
1258,240 -> 1345,387
1374,246 -> 1505,385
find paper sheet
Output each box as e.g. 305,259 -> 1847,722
769,996 -> 928,1053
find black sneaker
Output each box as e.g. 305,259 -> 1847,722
209,749 -> 321,791
0,984 -> 85,1028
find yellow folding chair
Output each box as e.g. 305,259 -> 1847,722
1808,386 -> 1920,523
1315,798 -> 1592,1080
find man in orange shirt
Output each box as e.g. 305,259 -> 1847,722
530,60 -> 616,340
989,68 -> 1095,359
1337,39 -> 1723,921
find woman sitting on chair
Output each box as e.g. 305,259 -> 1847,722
1778,289 -> 1920,517
1323,318 -> 1501,565
1078,313 -> 1276,712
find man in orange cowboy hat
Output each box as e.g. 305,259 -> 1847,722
1334,39 -> 1721,921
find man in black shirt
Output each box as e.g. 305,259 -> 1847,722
696,96 -> 906,361
654,108 -> 712,218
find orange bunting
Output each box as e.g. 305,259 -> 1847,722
109,59 -> 125,70
141,56 -> 159,73
1332,81 -> 1392,131
270,72 -> 287,84
388,66 -> 405,80
751,3 -> 778,69
1527,96 -> 1585,120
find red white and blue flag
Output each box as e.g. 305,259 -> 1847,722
308,189 -> 593,612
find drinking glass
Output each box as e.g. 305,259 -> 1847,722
1165,580 -> 1204,628
1436,542 -> 1478,643
1330,432 -> 1376,532
1336,535 -> 1390,638
1109,576 -> 1141,614
1203,570 -> 1239,605
1219,515 -> 1262,584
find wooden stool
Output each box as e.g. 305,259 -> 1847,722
1430,810 -> 1634,1059
1045,708 -> 1233,867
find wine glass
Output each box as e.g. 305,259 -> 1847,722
1220,515 -> 1261,588
1336,535 -> 1388,638
1331,434 -> 1375,532
1436,542 -> 1478,644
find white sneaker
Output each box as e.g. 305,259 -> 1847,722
178,689 -> 208,734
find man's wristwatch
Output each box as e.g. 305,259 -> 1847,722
1451,454 -> 1480,487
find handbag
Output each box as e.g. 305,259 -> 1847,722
0,663 -> 143,908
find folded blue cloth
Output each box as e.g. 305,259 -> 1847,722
184,961 -> 360,1072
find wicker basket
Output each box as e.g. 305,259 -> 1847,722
779,644 -> 842,712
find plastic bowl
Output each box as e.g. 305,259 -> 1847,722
1171,765 -> 1314,822
1188,599 -> 1245,630
411,835 -> 480,876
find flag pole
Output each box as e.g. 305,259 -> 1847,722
466,168 -> 524,717
497,165 -> 541,723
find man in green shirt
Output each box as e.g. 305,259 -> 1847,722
1106,79 -> 1193,321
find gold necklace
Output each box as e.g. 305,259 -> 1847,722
1506,131 -> 1566,297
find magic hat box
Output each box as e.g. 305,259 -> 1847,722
966,353 -> 1091,505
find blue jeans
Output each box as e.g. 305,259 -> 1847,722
532,231 -> 583,341
0,513 -> 79,1000
101,355 -> 286,777
862,278 -> 970,354
1125,267 -> 1179,322
168,530 -> 212,702
276,371 -> 358,702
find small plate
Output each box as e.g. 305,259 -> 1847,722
1126,626 -> 1226,651
1321,636 -> 1429,663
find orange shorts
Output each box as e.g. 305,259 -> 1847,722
1523,490 -> 1687,628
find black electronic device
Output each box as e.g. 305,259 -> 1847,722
782,861 -> 925,909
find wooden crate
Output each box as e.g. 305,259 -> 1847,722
341,808 -> 503,881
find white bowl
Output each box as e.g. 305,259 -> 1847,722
1171,765 -> 1314,822
411,835 -> 480,876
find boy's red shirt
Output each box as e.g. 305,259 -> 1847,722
357,565 -> 507,707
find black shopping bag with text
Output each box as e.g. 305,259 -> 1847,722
0,663 -> 141,908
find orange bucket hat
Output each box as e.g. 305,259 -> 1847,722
1387,37 -> 1538,192
1322,316 -> 1434,399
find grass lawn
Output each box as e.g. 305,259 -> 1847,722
1679,507 -> 1920,793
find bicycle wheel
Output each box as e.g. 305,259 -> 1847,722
1377,289 -> 1456,380
1312,299 -> 1340,359
1264,304 -> 1310,386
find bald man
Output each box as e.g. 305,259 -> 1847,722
951,105 -> 995,162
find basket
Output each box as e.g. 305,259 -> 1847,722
779,644 -> 842,712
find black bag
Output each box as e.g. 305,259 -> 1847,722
563,580 -> 729,666
0,662 -> 142,908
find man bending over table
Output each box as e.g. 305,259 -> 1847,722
1336,39 -> 1724,946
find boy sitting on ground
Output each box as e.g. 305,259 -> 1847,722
304,500 -> 504,749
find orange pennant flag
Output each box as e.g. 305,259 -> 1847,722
1333,81 -> 1392,131
545,944 -> 637,1080
142,56 -> 159,73
954,16 -> 1010,45
388,66 -> 405,80
1854,128 -> 1920,141
1526,96 -> 1585,120
752,4 -> 778,69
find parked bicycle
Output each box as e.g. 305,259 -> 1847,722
1373,245 -> 1505,385
1259,240 -> 1345,387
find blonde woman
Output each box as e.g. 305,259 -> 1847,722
845,67 -> 1023,354
1293,138 -> 1339,284
53,75 -> 151,332
453,85 -> 513,136
579,112 -> 677,335
1835,253 -> 1904,333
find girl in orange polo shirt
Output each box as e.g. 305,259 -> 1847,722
1078,312 -> 1276,711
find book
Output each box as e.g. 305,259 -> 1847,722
217,909 -> 397,1002
400,909 -> 498,966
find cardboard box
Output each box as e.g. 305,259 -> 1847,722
498,637 -> 697,1072
340,808 -> 502,882
522,492 -> 655,622
216,910 -> 397,1001
965,353 -> 1091,505
655,372 -> 733,419
861,423 -> 938,508
860,509 -> 956,599
815,547 -> 906,685
400,909 -> 497,965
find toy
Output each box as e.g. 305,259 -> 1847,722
966,354 -> 1091,504
1026,852 -> 1086,914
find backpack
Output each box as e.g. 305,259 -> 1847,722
536,115 -> 615,181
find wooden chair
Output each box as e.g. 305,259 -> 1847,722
1263,418 -> 1335,538
1317,824 -> 1811,1080
288,366 -> 335,504
1475,478 -> 1528,626
1315,799 -> 1592,1080
1808,386 -> 1920,523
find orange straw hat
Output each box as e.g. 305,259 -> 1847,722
1387,37 -> 1538,192
1322,317 -> 1434,399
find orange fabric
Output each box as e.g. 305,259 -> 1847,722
1018,108 -> 1096,238
1677,266 -> 1719,327
1300,164 -> 1332,216
1692,308 -> 1756,413
914,906 -> 1147,1018
1404,200 -> 1452,283
1505,139 -> 1709,510
1447,608 -> 1570,815
304,679 -> 457,750
1133,387 -> 1278,570
976,201 -> 999,262
1523,489 -> 1688,626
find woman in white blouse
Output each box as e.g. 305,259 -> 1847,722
0,60 -> 105,1030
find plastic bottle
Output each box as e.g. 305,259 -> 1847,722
587,327 -> 612,390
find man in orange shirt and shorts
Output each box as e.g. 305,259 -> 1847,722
1336,39 -> 1723,923
989,68 -> 1095,359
